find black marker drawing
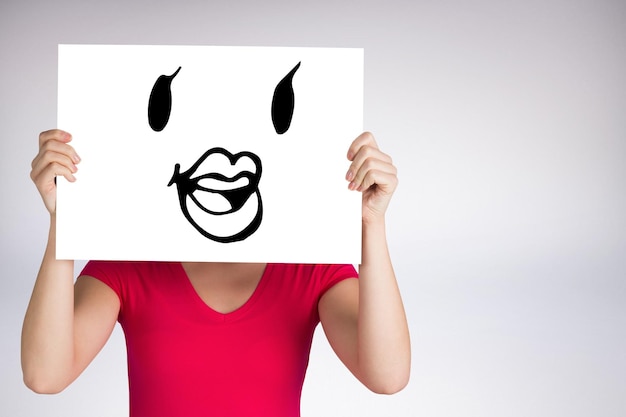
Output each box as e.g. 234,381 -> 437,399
151,62 -> 301,243
148,66 -> 181,132
271,62 -> 301,134
168,148 -> 263,243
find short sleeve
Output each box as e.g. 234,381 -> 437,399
79,260 -> 126,317
316,264 -> 358,298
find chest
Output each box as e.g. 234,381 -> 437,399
184,263 -> 267,314
188,275 -> 261,314
118,263 -> 320,330
120,265 -> 319,417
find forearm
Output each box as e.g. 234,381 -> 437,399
21,215 -> 76,393
357,218 -> 410,393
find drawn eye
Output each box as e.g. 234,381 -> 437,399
271,62 -> 300,134
148,67 -> 181,132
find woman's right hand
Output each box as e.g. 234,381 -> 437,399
30,129 -> 80,215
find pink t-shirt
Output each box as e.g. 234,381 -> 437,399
80,261 -> 357,417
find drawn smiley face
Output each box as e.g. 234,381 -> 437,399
148,62 -> 300,243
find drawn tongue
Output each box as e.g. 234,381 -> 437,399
217,184 -> 254,211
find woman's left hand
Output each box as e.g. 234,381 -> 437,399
346,132 -> 398,224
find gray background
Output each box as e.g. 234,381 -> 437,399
1,0 -> 625,416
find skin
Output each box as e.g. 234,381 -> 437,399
22,129 -> 411,395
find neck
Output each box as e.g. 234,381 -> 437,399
181,262 -> 266,278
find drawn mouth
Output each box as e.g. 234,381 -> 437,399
168,147 -> 263,243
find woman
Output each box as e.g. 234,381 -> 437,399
22,129 -> 410,417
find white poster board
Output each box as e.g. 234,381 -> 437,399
56,45 -> 363,264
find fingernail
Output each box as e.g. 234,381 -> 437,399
348,181 -> 356,190
73,154 -> 81,163
346,170 -> 354,181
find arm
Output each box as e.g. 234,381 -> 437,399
319,132 -> 410,394
21,130 -> 120,394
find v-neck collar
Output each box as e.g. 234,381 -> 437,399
175,263 -> 271,323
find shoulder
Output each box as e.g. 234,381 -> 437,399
267,263 -> 357,297
78,261 -> 183,320
268,263 -> 356,279
79,261 -> 180,296
80,261 -> 178,280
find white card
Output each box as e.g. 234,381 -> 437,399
56,44 -> 363,264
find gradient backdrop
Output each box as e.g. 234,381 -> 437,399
1,1 -> 625,416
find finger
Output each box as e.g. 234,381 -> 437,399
347,131 -> 378,161
44,134 -> 80,163
32,161 -> 77,188
31,147 -> 78,180
32,138 -> 80,170
347,144 -> 393,176
38,129 -> 72,148
34,161 -> 77,213
348,156 -> 397,191
32,138 -> 80,173
357,169 -> 398,194
31,152 -> 78,191
346,146 -> 394,185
